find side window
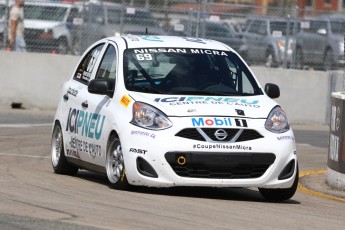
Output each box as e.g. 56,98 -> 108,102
90,5 -> 104,24
309,20 -> 327,33
257,21 -> 267,35
107,8 -> 121,24
95,45 -> 117,79
67,8 -> 80,23
74,44 -> 104,84
248,21 -> 258,33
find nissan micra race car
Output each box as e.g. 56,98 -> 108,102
51,35 -> 298,201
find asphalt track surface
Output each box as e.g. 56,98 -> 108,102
0,109 -> 344,230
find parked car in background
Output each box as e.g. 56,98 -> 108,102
0,0 -> 12,49
24,1 -> 81,54
76,1 -> 165,53
165,19 -> 247,57
241,16 -> 299,68
295,14 -> 345,70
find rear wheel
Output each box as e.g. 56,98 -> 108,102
259,165 -> 299,202
295,47 -> 303,69
51,123 -> 78,175
323,49 -> 334,71
265,49 -> 277,68
105,134 -> 129,189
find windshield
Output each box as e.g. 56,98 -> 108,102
123,48 -> 262,96
25,5 -> 67,21
270,21 -> 298,36
330,21 -> 345,34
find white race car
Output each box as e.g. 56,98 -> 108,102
51,35 -> 298,201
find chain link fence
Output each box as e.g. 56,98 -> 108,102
0,0 -> 344,70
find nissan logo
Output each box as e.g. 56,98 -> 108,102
214,129 -> 228,141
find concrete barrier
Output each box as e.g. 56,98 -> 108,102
327,92 -> 345,191
0,51 -> 79,109
0,51 -> 342,124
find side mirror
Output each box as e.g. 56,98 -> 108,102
265,83 -> 280,99
88,78 -> 114,96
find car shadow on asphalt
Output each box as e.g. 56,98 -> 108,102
76,170 -> 301,204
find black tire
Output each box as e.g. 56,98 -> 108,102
51,123 -> 78,175
265,49 -> 277,68
323,49 -> 334,71
295,47 -> 303,70
259,165 -> 299,202
105,134 -> 129,190
57,38 -> 69,54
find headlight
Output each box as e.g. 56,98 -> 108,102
131,102 -> 172,130
277,41 -> 285,51
265,106 -> 290,133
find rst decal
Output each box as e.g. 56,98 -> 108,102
129,148 -> 147,154
66,108 -> 105,140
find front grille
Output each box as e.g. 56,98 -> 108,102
236,129 -> 264,142
24,28 -> 44,39
172,164 -> 269,179
175,128 -> 263,142
175,128 -> 204,141
202,128 -> 239,142
165,152 -> 275,179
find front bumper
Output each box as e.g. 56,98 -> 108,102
121,118 -> 297,189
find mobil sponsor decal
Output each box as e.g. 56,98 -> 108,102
191,117 -> 247,127
154,96 -> 260,108
66,108 -> 105,140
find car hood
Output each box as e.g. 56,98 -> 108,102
24,20 -> 63,29
128,92 -> 278,118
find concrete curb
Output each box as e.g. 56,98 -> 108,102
298,169 -> 345,203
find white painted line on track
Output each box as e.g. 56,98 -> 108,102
0,152 -> 50,159
0,123 -> 52,128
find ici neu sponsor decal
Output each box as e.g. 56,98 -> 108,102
66,108 -> 105,140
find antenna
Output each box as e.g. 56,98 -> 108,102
145,28 -> 148,35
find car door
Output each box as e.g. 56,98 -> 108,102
245,20 -> 267,62
79,41 -> 118,166
303,20 -> 328,64
62,42 -> 106,162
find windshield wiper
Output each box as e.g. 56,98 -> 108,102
127,85 -> 163,94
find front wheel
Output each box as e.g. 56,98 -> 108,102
105,135 -> 129,189
259,165 -> 299,202
51,123 -> 78,175
57,38 -> 69,54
